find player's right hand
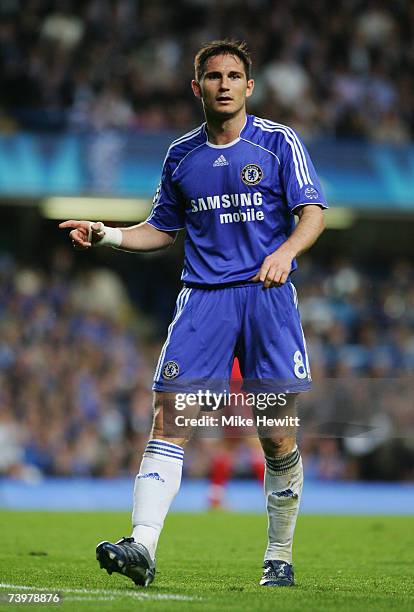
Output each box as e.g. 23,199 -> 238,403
58,220 -> 105,250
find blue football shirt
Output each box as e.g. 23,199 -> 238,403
146,114 -> 328,286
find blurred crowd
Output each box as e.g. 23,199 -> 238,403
0,0 -> 413,141
0,249 -> 413,482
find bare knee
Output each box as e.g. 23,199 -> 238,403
150,392 -> 194,447
255,393 -> 298,457
259,436 -> 296,457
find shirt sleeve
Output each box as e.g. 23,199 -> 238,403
279,129 -> 328,213
146,154 -> 185,231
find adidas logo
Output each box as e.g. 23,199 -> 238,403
137,472 -> 165,482
213,154 -> 229,167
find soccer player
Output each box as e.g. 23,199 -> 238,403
60,39 -> 327,588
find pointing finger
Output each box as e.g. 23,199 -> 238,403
59,220 -> 91,230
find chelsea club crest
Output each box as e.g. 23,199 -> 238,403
241,164 -> 263,186
162,360 -> 180,379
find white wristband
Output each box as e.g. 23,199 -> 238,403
89,222 -> 123,248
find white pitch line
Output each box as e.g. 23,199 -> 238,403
65,597 -> 117,602
0,584 -> 200,602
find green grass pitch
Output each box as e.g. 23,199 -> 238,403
0,510 -> 413,611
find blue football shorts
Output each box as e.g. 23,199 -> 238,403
152,282 -> 311,394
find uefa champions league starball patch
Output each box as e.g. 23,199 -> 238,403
241,164 -> 263,185
304,186 -> 319,199
162,360 -> 180,379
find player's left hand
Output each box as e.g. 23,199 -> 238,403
252,248 -> 294,288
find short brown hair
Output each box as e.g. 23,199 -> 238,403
194,39 -> 252,82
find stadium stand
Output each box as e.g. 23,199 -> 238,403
0,0 -> 413,139
0,250 -> 413,481
0,0 -> 412,490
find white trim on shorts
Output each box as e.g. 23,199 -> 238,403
154,288 -> 192,382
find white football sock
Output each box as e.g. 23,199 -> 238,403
131,440 -> 184,560
264,445 -> 303,563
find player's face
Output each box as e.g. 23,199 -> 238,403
192,54 -> 254,119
